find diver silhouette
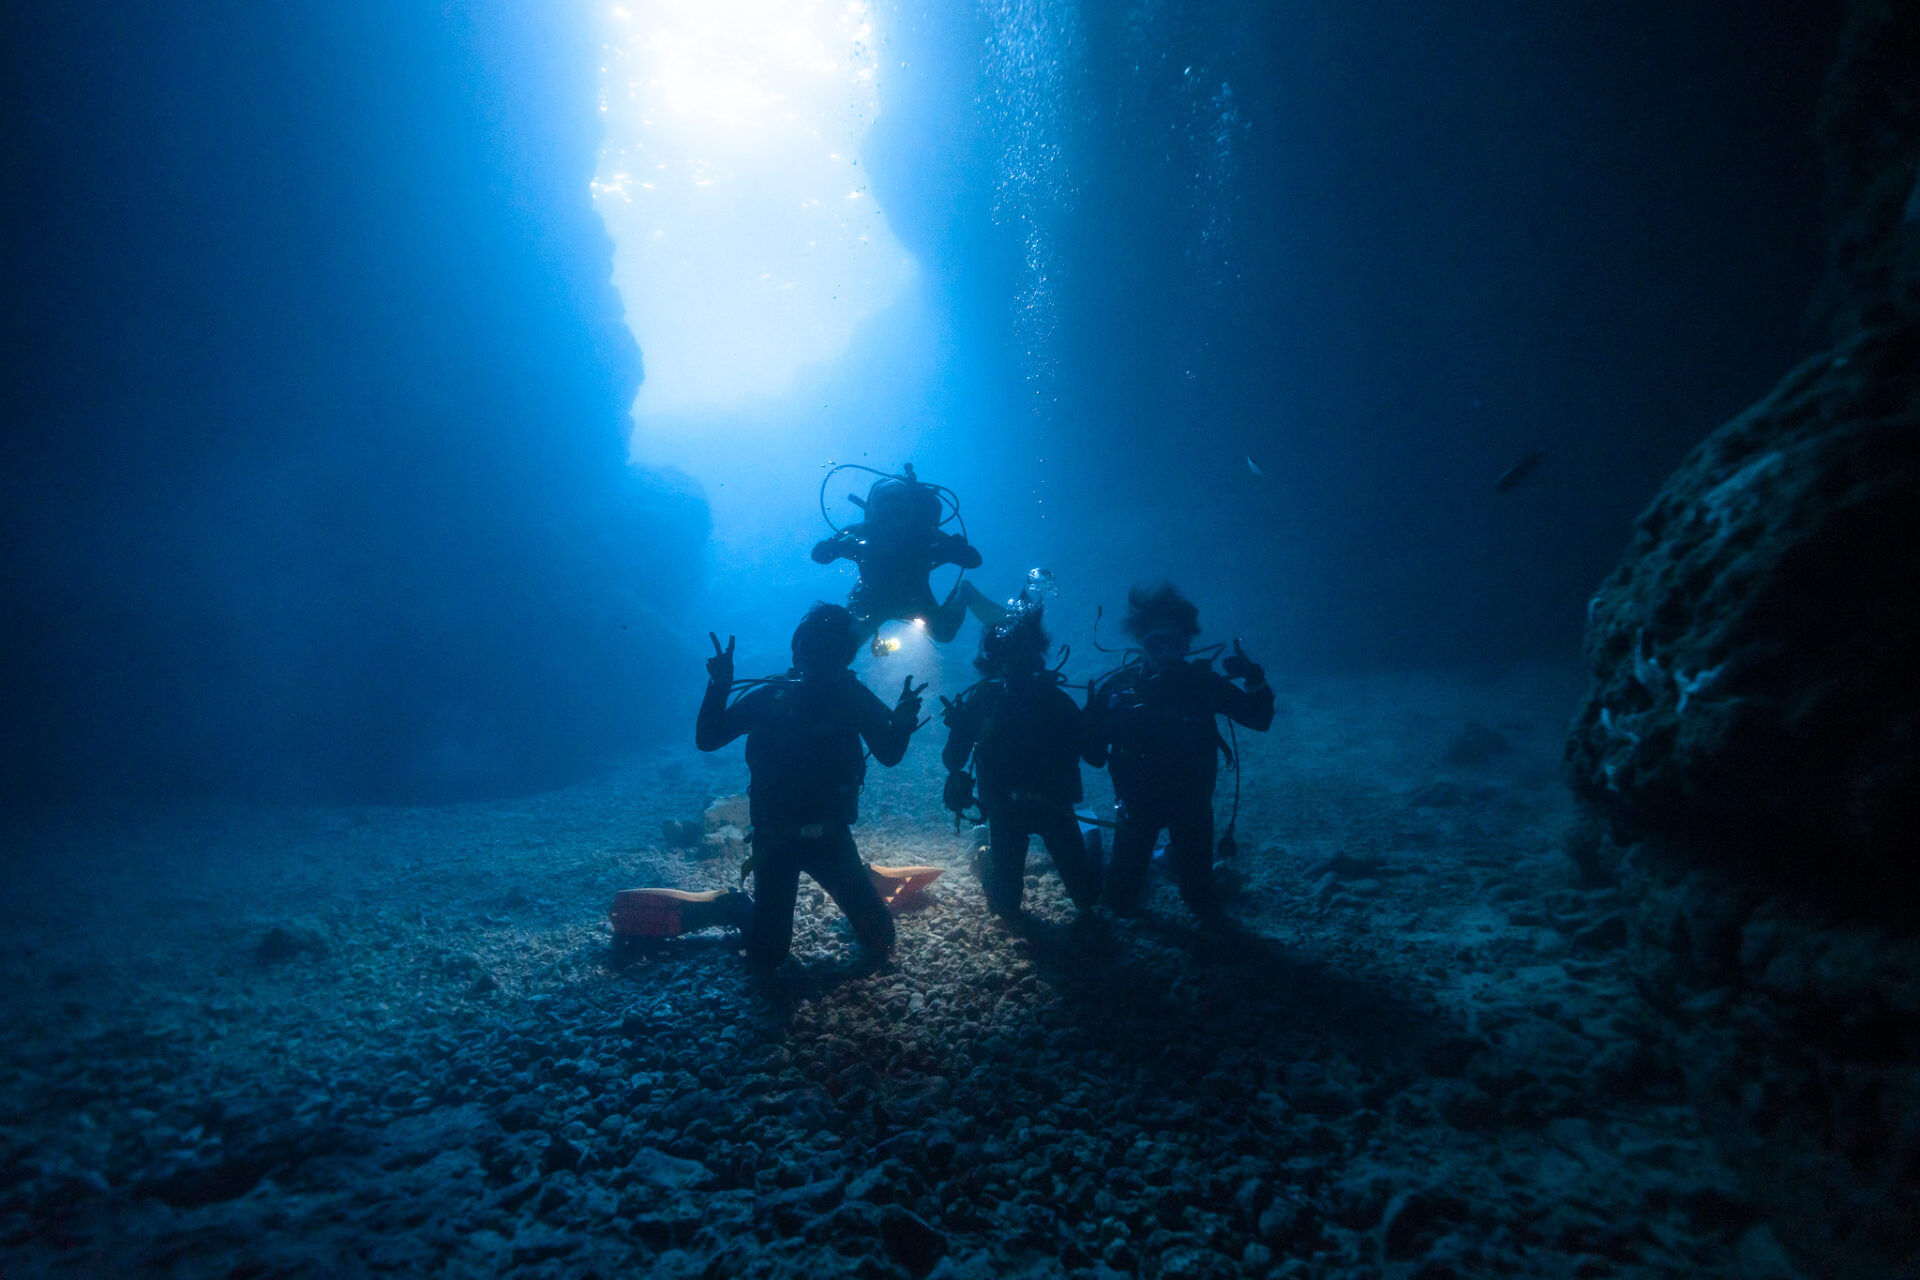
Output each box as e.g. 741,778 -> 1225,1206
811,463 -> 1007,650
695,604 -> 927,970
1084,583 -> 1274,921
940,597 -> 1103,919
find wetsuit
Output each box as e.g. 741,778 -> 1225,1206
1086,659 -> 1274,917
696,669 -> 912,967
811,523 -> 1000,643
942,672 -> 1103,915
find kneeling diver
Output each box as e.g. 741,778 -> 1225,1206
695,604 -> 927,970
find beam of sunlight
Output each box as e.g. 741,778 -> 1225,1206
593,0 -> 918,422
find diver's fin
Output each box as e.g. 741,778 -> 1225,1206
611,887 -> 753,938
867,864 -> 945,906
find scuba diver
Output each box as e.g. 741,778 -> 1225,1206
811,463 -> 1007,651
1084,583 -> 1274,921
939,597 -> 1103,919
695,604 -> 927,971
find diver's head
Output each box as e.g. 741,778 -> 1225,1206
1124,581 -> 1199,668
864,466 -> 941,531
1140,629 -> 1190,668
975,598 -> 1050,675
791,603 -> 859,675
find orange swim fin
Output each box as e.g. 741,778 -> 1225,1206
867,864 -> 945,906
610,887 -> 753,939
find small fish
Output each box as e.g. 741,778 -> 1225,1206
1495,449 -> 1547,493
1246,455 -> 1264,477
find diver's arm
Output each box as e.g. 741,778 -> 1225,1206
695,681 -> 754,752
1046,685 -> 1092,781
812,531 -> 860,565
933,532 -> 983,571
940,702 -> 978,774
1214,669 -> 1275,733
858,680 -> 917,767
1078,680 -> 1110,768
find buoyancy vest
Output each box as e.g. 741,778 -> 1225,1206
969,673 -> 1084,810
1102,662 -> 1222,791
743,674 -> 869,826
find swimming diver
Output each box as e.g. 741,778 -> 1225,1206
695,604 -> 927,971
939,597 -> 1103,919
811,463 -> 1007,650
1084,583 -> 1274,921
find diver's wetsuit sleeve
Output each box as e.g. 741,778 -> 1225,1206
933,532 -> 983,570
696,681 -> 762,751
853,679 -> 914,767
1079,679 -> 1110,768
811,531 -> 862,565
941,689 -> 984,774
1044,684 -> 1088,803
1210,669 -> 1275,733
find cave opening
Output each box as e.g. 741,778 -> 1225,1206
591,0 -> 918,425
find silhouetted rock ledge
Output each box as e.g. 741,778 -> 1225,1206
1567,319 -> 1920,1276
1565,36 -> 1920,1258
1567,320 -> 1919,903
1566,5 -> 1920,1254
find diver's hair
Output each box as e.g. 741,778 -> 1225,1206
975,599 -> 1049,673
791,602 -> 858,672
1123,581 -> 1200,641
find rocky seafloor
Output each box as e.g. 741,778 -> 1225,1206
0,664 -> 1805,1279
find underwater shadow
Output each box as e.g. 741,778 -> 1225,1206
1013,909 -> 1452,1079
605,932 -> 740,973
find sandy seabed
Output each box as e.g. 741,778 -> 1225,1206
0,662 -> 1801,1279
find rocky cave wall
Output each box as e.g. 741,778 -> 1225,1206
1565,1 -> 1920,1272
0,1 -> 708,808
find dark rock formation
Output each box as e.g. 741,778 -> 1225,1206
1617,856 -> 1920,1276
1567,3 -> 1920,1273
254,920 -> 330,964
1567,323 -> 1920,905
